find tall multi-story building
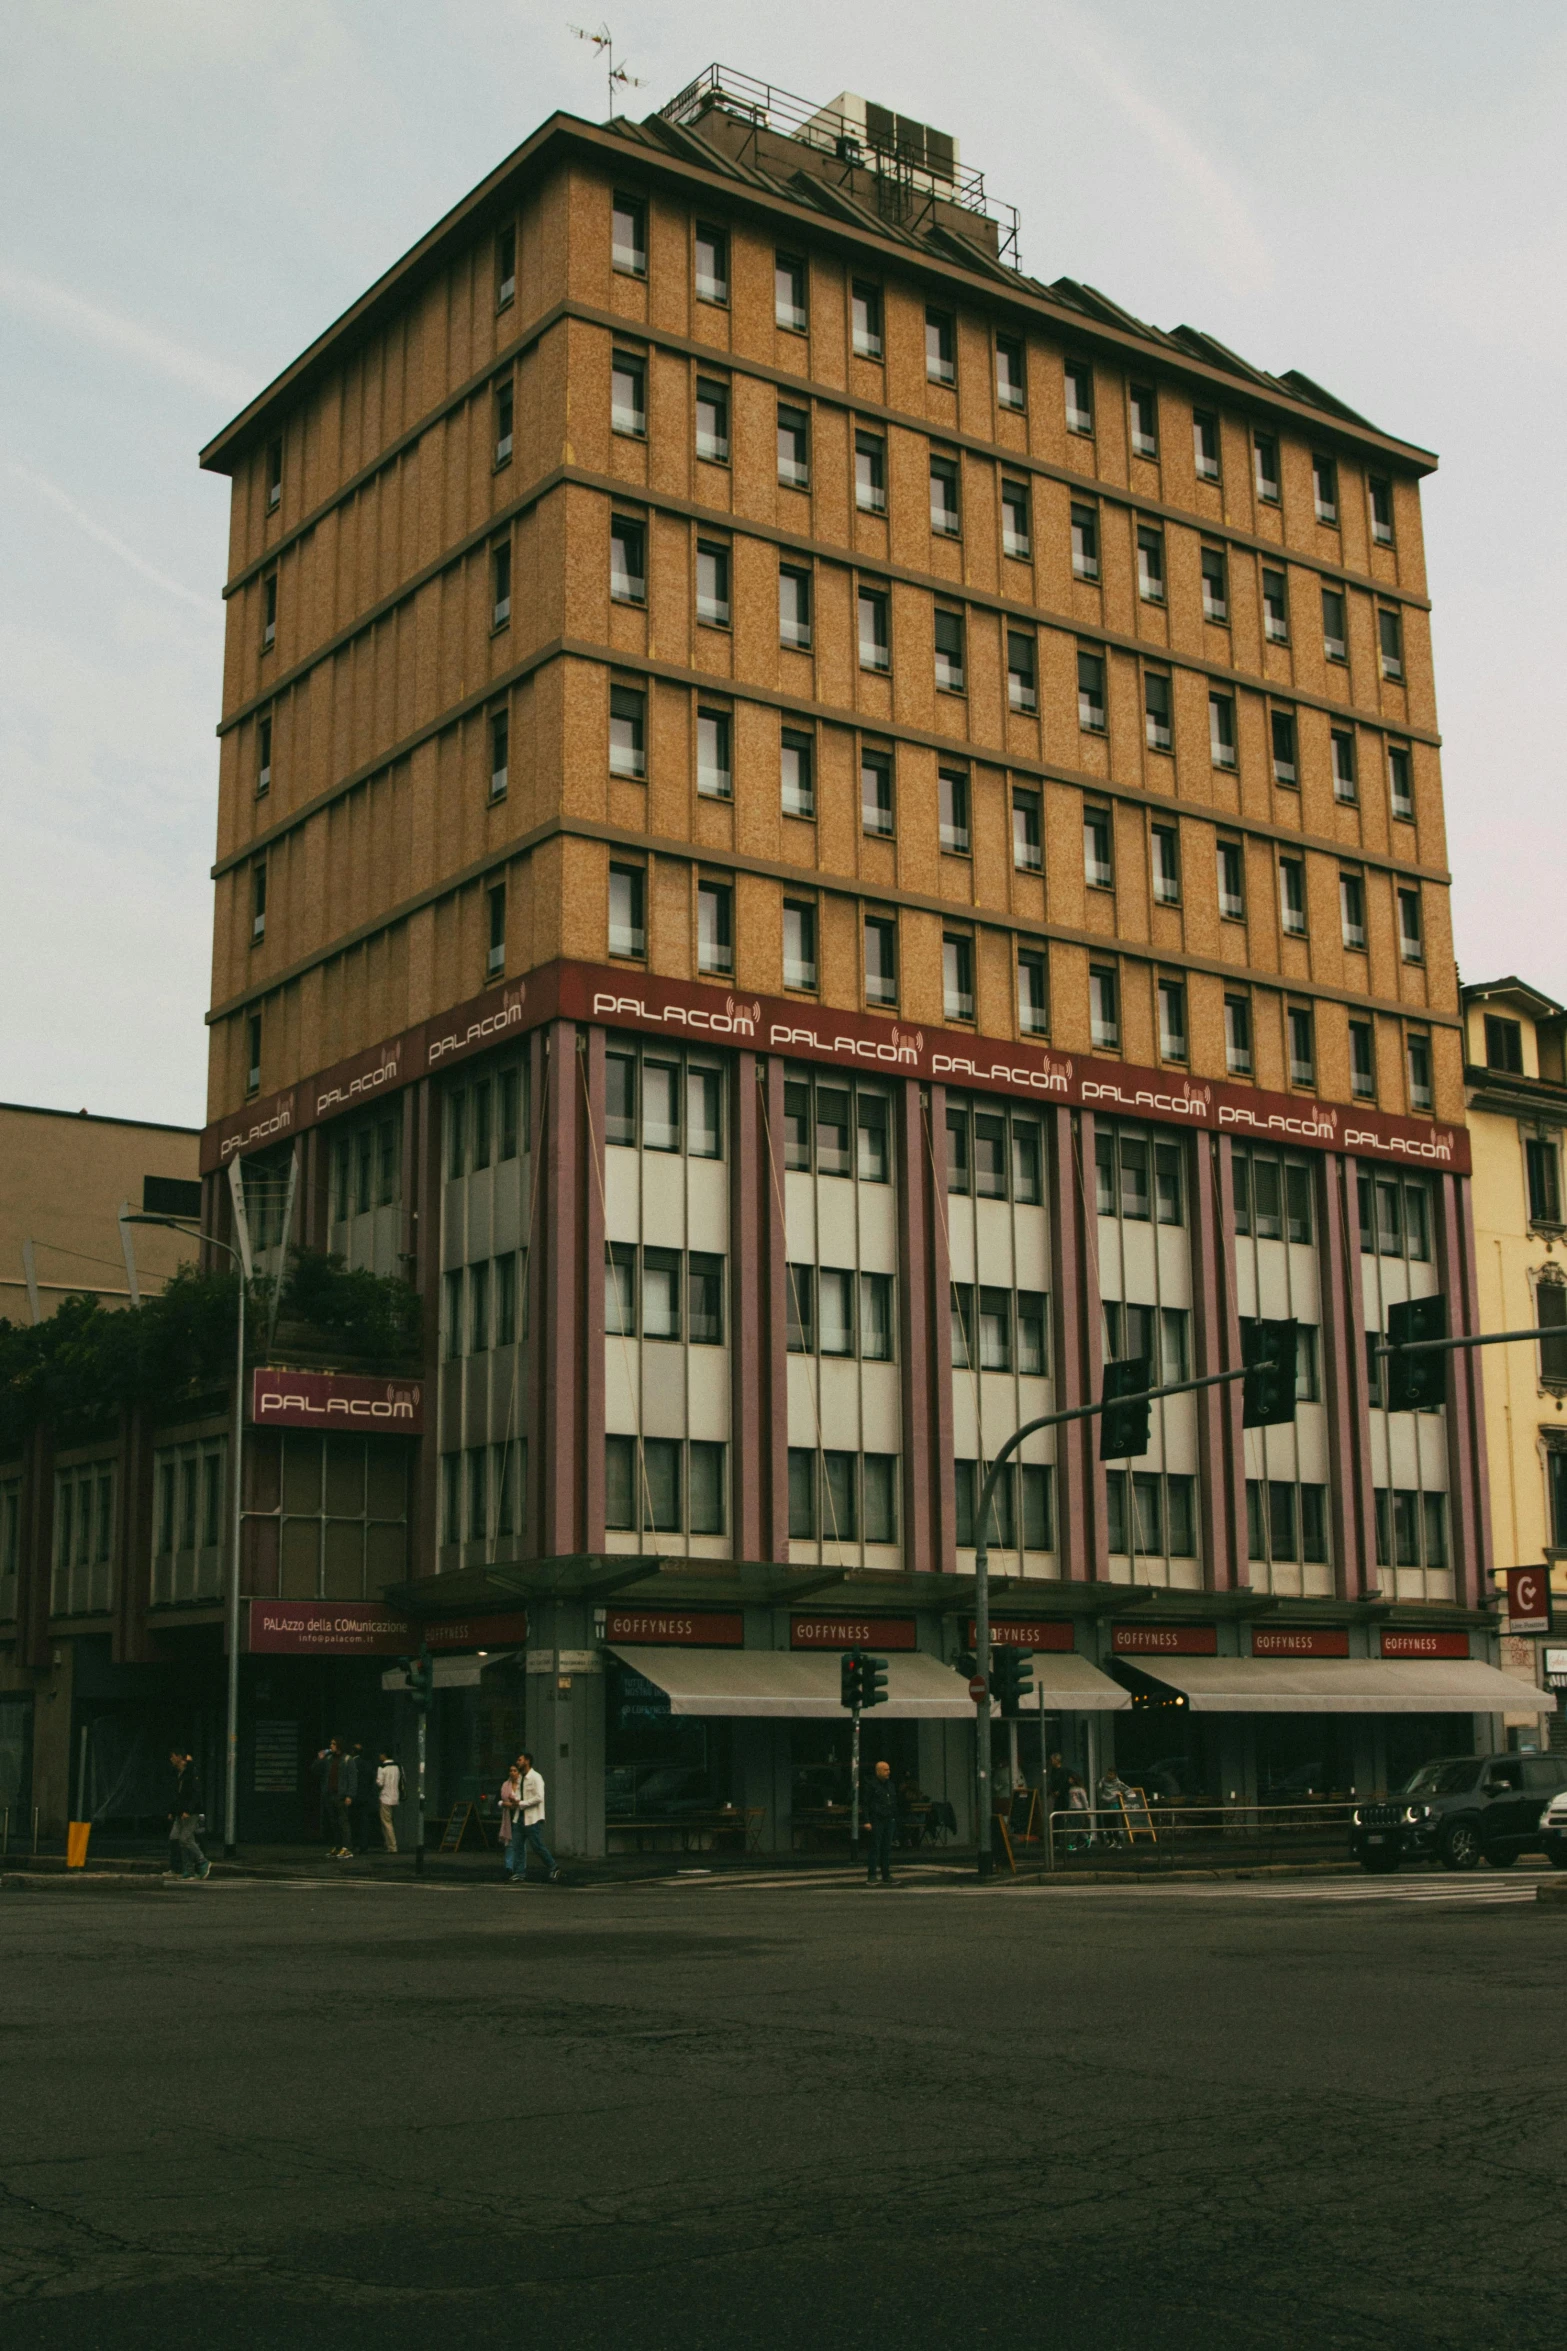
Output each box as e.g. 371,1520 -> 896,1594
6,70 -> 1547,1850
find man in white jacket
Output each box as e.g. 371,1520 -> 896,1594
375,1752 -> 403,1852
508,1751 -> 560,1885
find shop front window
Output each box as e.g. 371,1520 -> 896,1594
604,1651 -> 731,1822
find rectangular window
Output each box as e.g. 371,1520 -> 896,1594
608,863 -> 645,958
1015,1290 -> 1049,1379
1322,585 -> 1347,662
251,858 -> 267,945
1159,978 -> 1187,1062
1407,1031 -> 1432,1111
1262,567 -> 1289,643
610,514 -> 645,603
642,1440 -> 680,1533
818,1268 -> 854,1358
1144,671 -> 1172,753
1217,840 -> 1245,920
1271,708 -> 1298,786
609,683 -> 646,778
486,884 -> 506,980
611,350 -> 645,436
996,334 -> 1025,409
1010,631 -> 1039,714
1076,647 -> 1105,733
1130,384 -> 1158,459
781,729 -> 815,818
1209,692 -> 1237,770
688,1066 -> 721,1160
861,748 -> 894,837
695,540 -> 730,627
1013,788 -> 1042,873
1331,729 -> 1357,801
495,1250 -> 519,1345
1378,607 -> 1404,681
1193,411 -> 1220,481
787,1448 -> 817,1540
1136,525 -> 1164,603
1312,452 -> 1339,525
262,572 -> 277,649
1540,1285 -> 1567,1388
783,899 -> 818,992
1064,361 -> 1094,435
1340,873 -> 1366,951
1288,1005 -> 1315,1087
469,1259 -> 491,1354
863,1455 -> 897,1545
1090,964 -> 1119,1050
696,707 -> 731,799
247,1014 -> 261,1095
695,377 -> 729,463
1485,1016 -> 1523,1072
775,252 -> 807,331
854,431 -> 886,513
611,193 -> 645,276
495,225 -> 516,309
1398,888 -> 1423,963
266,435 -> 282,511
1370,476 -> 1395,545
689,1443 -> 726,1536
1084,808 -> 1113,890
1225,994 -> 1252,1076
688,1253 -> 724,1345
493,378 -> 513,467
642,1247 -> 681,1341
1152,822 -> 1180,904
787,1263 -> 815,1353
1350,1020 -> 1375,1099
694,221 -> 728,304
864,915 -> 898,1008
256,712 -> 272,797
1001,477 -> 1031,559
1388,742 -> 1414,820
1018,949 -> 1049,1038
1254,432 -> 1280,502
939,767 -> 970,854
859,585 -> 891,673
779,566 -> 812,649
951,1281 -> 975,1365
489,707 -> 509,800
1527,1140 -> 1561,1226
491,541 -> 511,628
852,281 -> 883,360
1279,857 -> 1306,937
930,454 -> 961,536
822,1452 -> 857,1543
944,933 -> 975,1022
933,606 -> 964,692
926,308 -> 955,384
777,403 -> 810,489
1070,502 -> 1100,581
697,880 -> 732,976
1201,545 -> 1228,623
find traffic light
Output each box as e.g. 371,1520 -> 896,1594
995,1648 -> 1035,1719
1099,1357 -> 1152,1459
840,1651 -> 863,1711
1386,1294 -> 1447,1411
954,1650 -> 978,1683
861,1655 -> 889,1709
400,1652 -> 435,1711
1242,1317 -> 1299,1427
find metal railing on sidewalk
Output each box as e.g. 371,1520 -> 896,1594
1035,1799 -> 1358,1872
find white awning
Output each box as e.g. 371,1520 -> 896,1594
1018,1653 -> 1131,1713
1128,1657 -> 1553,1714
608,1645 -> 974,1718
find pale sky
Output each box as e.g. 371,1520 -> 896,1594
2,0 -> 1563,1127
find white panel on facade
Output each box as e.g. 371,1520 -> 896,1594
1118,1222 -> 1158,1302
1096,1216 -> 1123,1302
975,1199 -> 1014,1287
641,1153 -> 687,1249
687,1157 -> 729,1250
787,1355 -> 820,1445
946,1213 -> 977,1285
950,1380 -> 979,1457
1014,1208 -> 1049,1291
784,1170 -> 817,1260
817,1356 -> 865,1447
605,1150 -> 640,1243
603,1345 -> 639,1435
640,1348 -> 689,1440
686,1347 -> 731,1441
815,1180 -> 858,1269
1155,1228 -> 1192,1308
858,1186 -> 898,1274
860,1363 -> 901,1453
1233,1253 -> 1259,1319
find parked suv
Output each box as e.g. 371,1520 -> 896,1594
1350,1753 -> 1567,1872
1540,1786 -> 1567,1869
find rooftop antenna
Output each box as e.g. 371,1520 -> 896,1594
570,22 -> 645,120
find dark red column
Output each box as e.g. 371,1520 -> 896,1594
1189,1134 -> 1246,1590
898,1081 -> 952,1574
1317,1153 -> 1378,1599
1049,1108 -> 1106,1584
1438,1170 -> 1492,1609
732,1053 -> 789,1563
535,1019 -> 600,1557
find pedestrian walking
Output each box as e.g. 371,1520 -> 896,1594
507,1752 -> 559,1884
497,1762 -> 523,1879
167,1749 -> 211,1880
862,1757 -> 898,1885
312,1739 -> 354,1857
375,1752 -> 402,1852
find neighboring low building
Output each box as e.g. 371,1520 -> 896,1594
0,1100 -> 200,1325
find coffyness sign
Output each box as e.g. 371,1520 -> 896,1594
205,959 -> 1470,1173
1111,1623 -> 1219,1656
604,1609 -> 744,1647
790,1614 -> 918,1650
1250,1628 -> 1351,1658
251,1369 -> 423,1434
421,1609 -> 531,1652
966,1619 -> 1075,1652
1380,1629 -> 1471,1659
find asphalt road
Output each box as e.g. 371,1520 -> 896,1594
2,1871 -> 1562,2351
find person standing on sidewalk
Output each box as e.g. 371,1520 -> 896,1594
167,1749 -> 211,1880
862,1757 -> 898,1886
497,1762 -> 524,1880
375,1752 -> 402,1852
313,1739 -> 352,1857
510,1752 -> 560,1884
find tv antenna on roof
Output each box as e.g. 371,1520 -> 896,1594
570,23 -> 645,120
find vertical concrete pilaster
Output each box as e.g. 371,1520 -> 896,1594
898,1081 -> 952,1574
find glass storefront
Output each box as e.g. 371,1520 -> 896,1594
604,1652 -> 731,1820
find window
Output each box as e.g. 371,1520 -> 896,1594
251,858 -> 267,945
1001,478 -> 1031,558
1372,1487 -> 1447,1572
262,571 -> 277,650
1350,1020 -> 1375,1099
1193,411 -> 1220,481
783,899 -> 818,992
781,729 -> 815,818
695,541 -> 730,627
1018,949 -> 1049,1037
1288,1005 -> 1315,1086
1254,432 -> 1280,502
860,748 -> 894,837
1144,671 -> 1172,753
864,915 -> 898,1007
608,863 -> 645,958
780,566 -> 812,649
1130,384 -> 1158,459
775,252 -> 807,330
1322,585 -> 1347,662
852,280 -> 883,359
1389,741 -> 1414,820
612,193 -> 645,276
1010,631 -> 1039,714
1279,857 -> 1306,937
694,221 -> 728,304
611,350 -> 646,436
695,377 -> 729,463
1485,1016 -> 1523,1073
1406,1030 -> 1432,1110
854,431 -> 886,513
491,541 -> 511,628
1370,476 -> 1395,546
944,933 -> 975,1022
1271,708 -> 1298,785
860,584 -> 891,672
1540,1285 -> 1567,1387
486,883 -> 506,980
1331,729 -> 1357,801
777,403 -> 810,489
939,766 -> 970,854
51,1462 -> 114,1615
1201,546 -> 1228,623
1248,1480 -> 1329,1568
1224,993 -> 1252,1075
1233,1149 -> 1313,1243
1340,873 -> 1366,951
996,334 -> 1025,409
1217,840 -> 1245,920
1378,607 -> 1404,681
256,712 -> 272,797
1064,361 -> 1094,434
1398,888 -> 1423,963
610,514 -> 645,603
1356,1170 -> 1431,1259
1013,789 -> 1042,873
1136,525 -> 1164,603
697,880 -> 732,976
265,435 -> 282,512
1209,692 -> 1237,770
1527,1139 -> 1561,1226
926,308 -> 955,384
1084,808 -> 1113,890
605,1046 -> 722,1157
246,1013 -> 262,1096
1090,964 -> 1119,1049
489,707 -> 509,800
609,683 -> 646,778
1070,502 -> 1100,581
1152,822 -> 1180,904
493,377 -> 513,467
781,1073 -> 890,1181
1262,567 -> 1289,644
1312,453 -> 1338,525
1076,647 -> 1104,733
1159,978 -> 1187,1062
930,454 -> 961,536
945,1096 -> 1045,1203
933,606 -> 964,691
495,223 -> 516,309
697,707 -> 731,799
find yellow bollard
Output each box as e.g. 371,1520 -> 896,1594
65,1821 -> 91,1869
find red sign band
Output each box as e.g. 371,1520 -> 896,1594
604,1610 -> 744,1647
1380,1630 -> 1470,1659
1111,1624 -> 1219,1655
790,1615 -> 918,1650
1251,1628 -> 1350,1658
251,1369 -> 423,1435
247,1601 -> 413,1655
966,1619 -> 1075,1651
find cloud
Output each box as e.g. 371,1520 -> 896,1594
0,260 -> 254,408
9,462 -> 209,611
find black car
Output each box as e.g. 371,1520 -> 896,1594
1350,1753 -> 1567,1872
